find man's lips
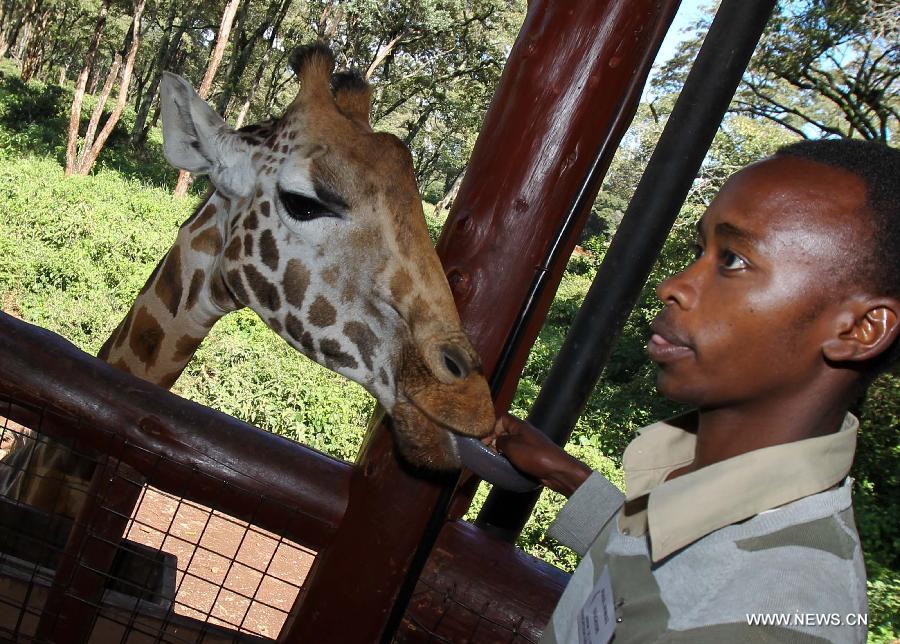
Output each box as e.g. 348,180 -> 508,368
647,317 -> 694,363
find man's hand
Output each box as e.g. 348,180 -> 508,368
491,414 -> 592,497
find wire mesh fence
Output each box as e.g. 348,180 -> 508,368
0,395 -> 316,643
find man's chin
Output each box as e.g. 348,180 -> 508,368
656,371 -> 704,406
389,400 -> 461,471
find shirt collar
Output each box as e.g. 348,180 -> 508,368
618,413 -> 858,562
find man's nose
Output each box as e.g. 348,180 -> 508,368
656,264 -> 699,309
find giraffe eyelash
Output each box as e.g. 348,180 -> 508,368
277,189 -> 342,222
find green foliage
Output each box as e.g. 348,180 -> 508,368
866,559 -> 900,641
653,1 -> 899,141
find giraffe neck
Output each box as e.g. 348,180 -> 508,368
98,192 -> 240,388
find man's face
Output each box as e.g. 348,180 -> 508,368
648,156 -> 870,408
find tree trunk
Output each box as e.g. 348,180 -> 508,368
402,103 -> 435,146
131,5 -> 188,148
315,2 -> 345,41
365,32 -> 404,81
75,54 -> 121,169
72,0 -> 146,176
433,170 -> 464,222
215,0 -> 251,116
5,0 -> 40,64
173,0 -> 241,197
20,6 -> 51,82
64,0 -> 110,176
232,0 -> 291,129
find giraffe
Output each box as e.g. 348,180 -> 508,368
0,43 -> 495,517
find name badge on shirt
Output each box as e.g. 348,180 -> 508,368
578,565 -> 616,644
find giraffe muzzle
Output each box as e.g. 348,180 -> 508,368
389,339 -> 495,470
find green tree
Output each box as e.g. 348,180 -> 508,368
654,0 -> 899,141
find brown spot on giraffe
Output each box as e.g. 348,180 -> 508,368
188,203 -> 217,232
244,233 -> 254,257
225,235 -> 242,261
308,296 -> 336,327
97,336 -> 114,362
269,317 -> 283,334
174,334 -> 203,362
129,306 -> 165,368
210,272 -> 240,309
243,264 -> 281,311
320,338 -> 358,371
321,265 -> 340,287
159,367 -> 186,390
260,230 -> 279,271
410,295 -> 432,326
364,300 -> 385,324
226,269 -> 250,305
154,248 -> 183,318
190,228 -> 223,255
390,268 -> 413,302
114,308 -> 135,349
259,201 -> 271,218
344,321 -> 379,371
245,210 -> 259,230
186,269 -> 205,310
283,259 -> 310,308
348,225 -> 382,251
341,281 -> 358,304
285,313 -> 317,356
285,312 -> 305,342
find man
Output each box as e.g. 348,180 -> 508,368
493,139 -> 900,643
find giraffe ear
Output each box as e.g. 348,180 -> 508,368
159,72 -> 254,198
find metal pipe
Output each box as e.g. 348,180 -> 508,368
476,0 -> 778,540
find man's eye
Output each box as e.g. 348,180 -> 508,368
691,243 -> 704,260
721,250 -> 747,270
278,190 -> 340,222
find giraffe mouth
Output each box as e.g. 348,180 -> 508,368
390,382 -> 494,472
390,398 -> 466,470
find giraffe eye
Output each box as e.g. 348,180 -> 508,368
278,189 -> 340,222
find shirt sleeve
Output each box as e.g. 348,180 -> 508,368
547,471 -> 624,556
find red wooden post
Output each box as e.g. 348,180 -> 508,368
285,1 -> 680,641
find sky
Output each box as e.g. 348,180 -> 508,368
655,0 -> 709,65
643,0 -> 710,100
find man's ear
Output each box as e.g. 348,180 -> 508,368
822,297 -> 900,363
159,72 -> 254,198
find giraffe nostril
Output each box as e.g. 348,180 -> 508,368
441,347 -> 470,380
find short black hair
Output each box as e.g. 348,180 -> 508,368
775,139 -> 900,372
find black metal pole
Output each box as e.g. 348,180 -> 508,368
476,0 -> 778,540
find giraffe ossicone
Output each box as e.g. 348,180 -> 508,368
1,44 -> 496,515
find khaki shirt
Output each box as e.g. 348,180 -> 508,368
619,413 -> 858,560
543,414 -> 866,644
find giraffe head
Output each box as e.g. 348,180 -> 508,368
159,44 -> 493,470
